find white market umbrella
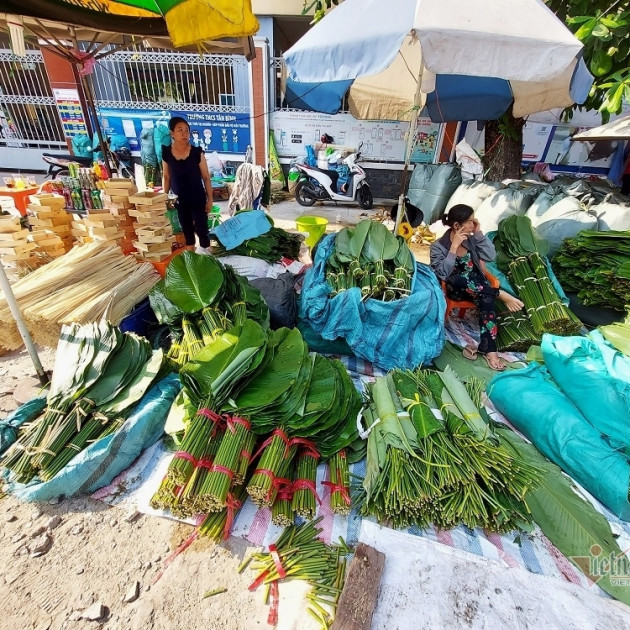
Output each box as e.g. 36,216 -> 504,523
572,116 -> 630,141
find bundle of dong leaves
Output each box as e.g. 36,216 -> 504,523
553,230 -> 630,312
149,251 -> 269,370
494,216 -> 581,338
2,321 -> 163,484
325,219 -> 415,300
212,226 -> 302,263
356,367 -> 540,532
151,320 -> 363,525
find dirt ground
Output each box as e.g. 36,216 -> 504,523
0,346 -> 271,630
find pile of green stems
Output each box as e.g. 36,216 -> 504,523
247,432 -> 297,507
291,449 -> 320,519
326,261 -> 411,301
234,432 -> 256,486
3,397 -> 120,484
508,253 -> 581,336
327,450 -> 351,515
495,300 -> 540,353
166,307 -> 231,370
271,475 -> 295,527
248,518 -> 348,628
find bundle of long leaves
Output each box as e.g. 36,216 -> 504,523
149,251 -> 269,370
553,230 -> 630,312
153,321 -> 362,520
2,321 -> 163,484
494,216 -> 581,336
325,219 -> 415,300
212,226 -> 302,263
355,367 -> 540,532
495,299 -> 540,352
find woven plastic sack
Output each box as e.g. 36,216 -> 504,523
154,123 -> 171,165
406,163 -> 438,212
475,185 -> 539,233
593,201 -> 630,231
420,164 -> 462,225
525,186 -> 568,225
140,127 -> 158,167
535,197 -> 597,254
444,179 -> 502,215
488,363 -> 630,520
7,375 -> 181,502
71,134 -> 93,158
542,332 -> 630,450
299,233 -> 445,371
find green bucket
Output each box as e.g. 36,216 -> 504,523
296,215 -> 329,248
208,205 -> 221,229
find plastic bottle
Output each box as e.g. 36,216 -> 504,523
71,189 -> 84,211
91,189 -> 102,210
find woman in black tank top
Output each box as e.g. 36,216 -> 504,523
162,116 -> 213,249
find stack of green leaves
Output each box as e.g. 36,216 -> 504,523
553,230 -> 630,311
212,226 -> 302,263
149,251 -> 269,370
494,216 -> 581,336
325,219 -> 415,300
600,310 -> 630,356
2,321 -> 162,484
355,367 -> 540,532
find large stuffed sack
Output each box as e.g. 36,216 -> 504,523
593,200 -> 630,231
475,184 -> 540,233
154,123 -> 171,165
299,233 -> 445,371
444,179 -> 503,215
542,332 -> 630,451
534,197 -> 598,254
420,164 -> 462,225
488,363 -> 630,520
406,163 -> 438,212
251,273 -> 297,330
525,185 -> 568,225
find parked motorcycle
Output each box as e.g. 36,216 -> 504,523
294,147 -> 373,210
42,142 -> 133,180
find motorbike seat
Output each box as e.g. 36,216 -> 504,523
42,152 -> 94,165
308,165 -> 340,184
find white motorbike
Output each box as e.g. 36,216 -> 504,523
294,149 -> 373,210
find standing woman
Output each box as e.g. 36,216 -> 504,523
430,204 -> 523,371
162,116 -> 212,251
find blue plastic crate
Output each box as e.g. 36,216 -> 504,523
119,298 -> 158,337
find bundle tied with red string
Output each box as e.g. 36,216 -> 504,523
248,427 -> 297,507
291,440 -> 321,519
198,483 -> 248,542
324,449 -> 351,515
196,413 -> 253,512
271,475 -> 295,527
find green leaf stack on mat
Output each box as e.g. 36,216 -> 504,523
149,251 -> 270,370
553,230 -> 630,311
2,321 -> 163,484
325,219 -> 415,300
355,367 -> 540,532
495,216 -> 581,336
212,226 -> 302,263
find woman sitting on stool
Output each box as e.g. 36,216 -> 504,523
430,204 -> 524,371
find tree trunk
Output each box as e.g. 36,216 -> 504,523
484,107 -> 525,181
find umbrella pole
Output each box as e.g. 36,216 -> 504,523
394,73 -> 423,235
0,264 -> 49,386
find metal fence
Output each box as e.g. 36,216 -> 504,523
88,45 -> 251,114
0,36 -> 66,150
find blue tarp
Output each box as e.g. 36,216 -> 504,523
0,396 -> 47,457
299,233 -> 446,370
7,374 -> 181,502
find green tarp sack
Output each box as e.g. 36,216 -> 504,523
0,396 -> 47,457
488,363 -> 630,520
6,375 -> 181,503
542,332 -> 630,450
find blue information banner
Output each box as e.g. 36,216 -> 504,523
96,107 -> 251,155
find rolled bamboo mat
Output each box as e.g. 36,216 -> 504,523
0,242 -> 160,350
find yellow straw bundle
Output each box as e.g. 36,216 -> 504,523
0,242 -> 160,350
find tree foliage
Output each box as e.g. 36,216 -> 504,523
547,0 -> 630,121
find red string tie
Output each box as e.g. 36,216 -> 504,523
224,414 -> 251,434
292,479 -> 322,505
268,543 -> 287,579
210,464 -> 234,480
291,437 -> 320,460
222,493 -> 243,540
268,580 -> 280,626
322,480 -> 351,505
252,427 -> 292,460
196,458 -> 214,470
173,451 -> 197,466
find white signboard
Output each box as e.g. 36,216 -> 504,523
271,110 -> 441,163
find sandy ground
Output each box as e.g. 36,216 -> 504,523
0,348 -> 277,630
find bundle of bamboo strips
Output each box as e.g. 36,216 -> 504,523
0,242 -> 160,350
